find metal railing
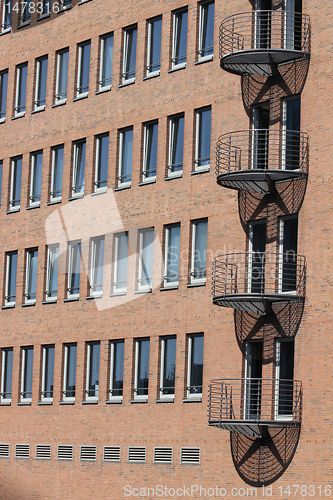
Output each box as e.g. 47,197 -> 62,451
208,378 -> 302,424
219,10 -> 311,60
216,130 -> 309,177
212,252 -> 306,299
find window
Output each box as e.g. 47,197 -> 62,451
109,340 -> 124,401
94,133 -> 109,192
14,63 -> 28,117
40,0 -> 51,16
20,0 -> 33,23
72,139 -> 86,197
122,25 -> 137,84
50,145 -> 64,202
0,348 -> 13,403
63,343 -> 77,401
41,345 -> 55,402
98,33 -> 113,91
55,48 -> 69,105
24,248 -> 38,304
67,241 -> 81,298
0,69 -> 8,122
76,40 -> 91,98
85,342 -> 100,401
171,8 -> 188,69
0,160 -> 3,205
9,156 -> 22,211
186,334 -> 204,399
168,114 -> 184,177
198,1 -> 214,61
89,236 -> 104,297
137,228 -> 154,291
146,16 -> 162,77
1,0 -> 11,32
29,150 -> 43,207
194,107 -> 211,171
134,338 -> 150,400
112,232 -> 128,294
60,0 -> 71,9
142,121 -> 158,182
190,219 -> 208,284
159,336 -> 176,399
34,56 -> 48,111
118,127 -> 133,188
20,346 -> 33,403
4,251 -> 17,306
163,224 -> 180,288
45,244 -> 59,301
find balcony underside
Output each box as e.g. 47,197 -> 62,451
209,418 -> 300,439
213,293 -> 302,315
221,49 -> 308,76
216,169 -> 304,194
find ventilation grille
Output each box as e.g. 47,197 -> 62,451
16,444 -> 29,459
104,446 -> 120,463
36,444 -> 51,460
154,447 -> 173,464
58,445 -> 73,461
80,446 -> 97,462
180,447 -> 200,465
0,444 -> 9,459
128,447 -> 146,463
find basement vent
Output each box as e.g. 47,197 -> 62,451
15,444 -> 30,459
36,444 -> 51,460
58,445 -> 73,461
128,447 -> 146,463
80,446 -> 97,462
0,444 -> 9,459
104,446 -> 121,463
180,447 -> 200,465
154,447 -> 173,464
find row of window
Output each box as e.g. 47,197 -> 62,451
0,107 -> 212,213
0,443 -> 201,465
0,1 -> 214,121
0,334 -> 204,405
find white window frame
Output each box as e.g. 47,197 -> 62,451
62,344 -> 76,402
72,140 -> 85,198
34,57 -> 47,112
274,339 -> 294,421
122,26 -> 137,85
54,49 -> 68,106
163,225 -> 180,288
85,342 -> 100,402
1,0 -> 12,33
67,242 -> 81,299
194,108 -> 211,172
142,121 -> 158,183
159,337 -> 176,400
190,221 -> 207,285
29,152 -> 42,208
20,347 -> 33,404
0,348 -> 12,404
108,340 -> 124,402
50,146 -> 63,203
171,9 -> 187,70
45,244 -> 59,302
278,217 -> 298,295
4,252 -> 17,307
118,128 -> 132,188
137,228 -> 154,292
89,237 -> 104,298
112,232 -> 128,295
41,345 -> 54,403
186,335 -> 203,401
0,69 -> 8,123
133,339 -> 149,402
14,64 -> 27,118
9,157 -> 21,212
98,33 -> 113,92
76,42 -> 90,99
198,1 -> 214,62
94,134 -> 108,193
24,248 -> 38,305
146,17 -> 161,78
168,115 -> 184,178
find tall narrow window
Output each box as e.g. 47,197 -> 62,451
50,145 -> 64,202
194,107 -> 211,171
122,25 -> 137,84
186,334 -> 204,399
98,33 -> 113,91
137,228 -> 154,291
20,346 -> 34,403
24,248 -> 38,304
159,336 -> 176,400
142,121 -> 158,182
112,232 -> 128,294
34,56 -> 48,111
134,338 -> 150,400
0,69 -> 8,122
45,244 -> 59,301
76,40 -> 91,98
29,150 -> 43,207
40,0 -> 51,16
63,343 -> 77,401
190,219 -> 208,284
163,224 -> 181,288
0,160 -> 3,206
41,345 -> 55,402
72,139 -> 86,197
20,0 -> 33,24
85,341 -> 100,401
89,236 -> 104,297
4,251 -> 17,307
1,0 -> 12,32
168,114 -> 184,177
14,63 -> 28,117
109,340 -> 124,401
171,8 -> 188,69
67,241 -> 81,299
55,48 -> 69,105
94,133 -> 109,192
146,16 -> 162,77
118,127 -> 133,188
198,1 -> 214,61
0,348 -> 13,403
9,156 -> 22,211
